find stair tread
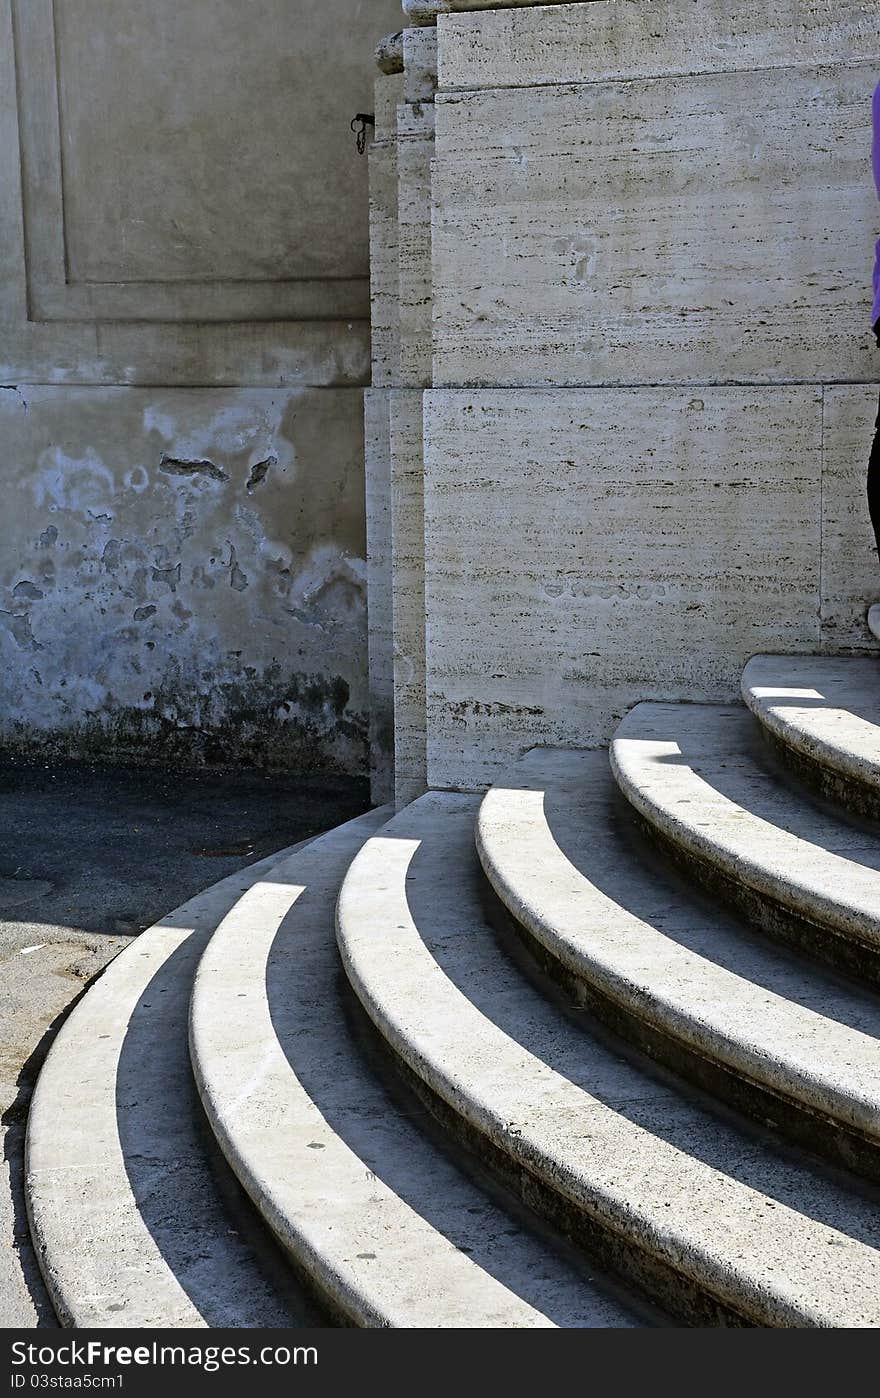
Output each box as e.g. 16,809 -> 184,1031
338,793 -> 880,1327
743,654 -> 880,789
190,809 -> 630,1329
477,747 -> 880,1140
612,703 -> 880,947
26,843 -> 317,1329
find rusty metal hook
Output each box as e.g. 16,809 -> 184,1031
351,113 -> 375,155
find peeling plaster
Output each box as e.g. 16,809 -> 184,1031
1,386 -> 28,413
0,610 -> 42,652
227,545 -> 249,593
0,386 -> 369,774
159,454 -> 229,483
246,455 -> 276,493
12,581 -> 44,601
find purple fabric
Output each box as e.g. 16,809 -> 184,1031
873,80 -> 880,329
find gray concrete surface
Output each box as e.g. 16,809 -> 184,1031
0,758 -> 368,1326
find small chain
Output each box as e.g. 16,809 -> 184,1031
351,113 -> 375,156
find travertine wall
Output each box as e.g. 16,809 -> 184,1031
436,1 -> 880,87
391,393 -> 429,805
365,39 -> 435,805
364,387 -> 395,793
0,0 -> 401,773
417,0 -> 880,789
365,70 -> 404,801
424,386 -> 828,786
433,62 -> 877,387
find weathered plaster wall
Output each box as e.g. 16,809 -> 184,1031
0,0 -> 402,773
0,386 -> 368,770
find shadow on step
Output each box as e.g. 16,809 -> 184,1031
398,824 -> 880,1254
537,760 -> 880,1039
641,710 -> 880,867
116,926 -> 320,1327
4,1001 -> 86,1327
262,876 -> 623,1326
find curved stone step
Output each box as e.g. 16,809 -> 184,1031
189,809 -> 639,1329
337,793 -> 880,1328
868,605 -> 880,643
26,843 -> 323,1329
612,703 -> 880,988
477,747 -> 880,1179
742,655 -> 880,818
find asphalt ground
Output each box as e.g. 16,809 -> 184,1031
0,758 -> 369,1326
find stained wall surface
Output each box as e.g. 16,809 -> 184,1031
0,0 -> 402,772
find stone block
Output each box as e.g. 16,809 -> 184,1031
368,79 -> 403,388
439,0 -> 880,91
404,26 -> 439,105
375,71 -> 406,139
821,385 -> 880,650
432,63 -> 878,387
391,391 -> 428,807
365,389 -> 396,802
398,104 -> 436,389
423,387 -> 823,789
376,31 -> 404,75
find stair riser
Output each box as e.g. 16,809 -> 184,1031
339,978 -> 669,1328
481,881 -> 880,1185
341,947 -> 847,1326
754,724 -> 880,825
348,995 -> 750,1328
628,809 -> 880,992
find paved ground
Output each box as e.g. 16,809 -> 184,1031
0,759 -> 369,1327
